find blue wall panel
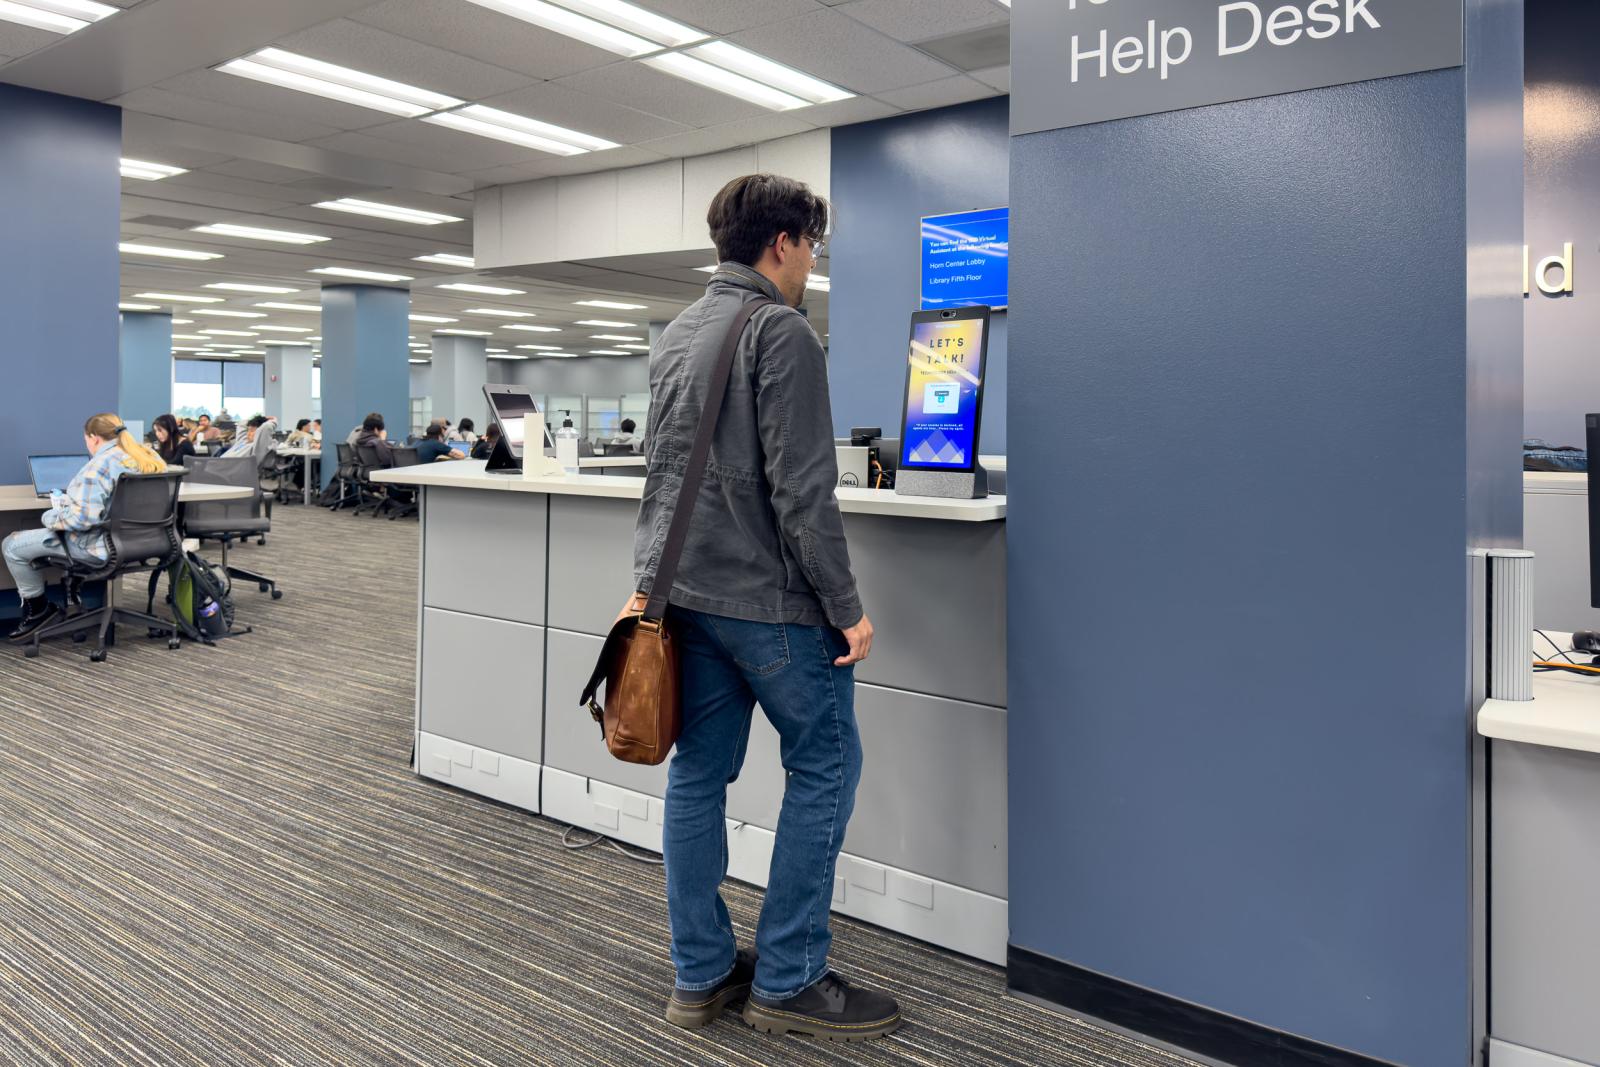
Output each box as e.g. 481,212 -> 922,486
119,312 -> 174,433
829,98 -> 1010,452
0,85 -> 121,485
1007,74 -> 1472,1066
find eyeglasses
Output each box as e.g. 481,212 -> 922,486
768,235 -> 826,258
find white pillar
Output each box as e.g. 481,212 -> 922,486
431,332 -> 488,433
264,344 -> 314,426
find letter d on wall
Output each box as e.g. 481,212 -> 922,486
1536,242 -> 1575,296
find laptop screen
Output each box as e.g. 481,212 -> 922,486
28,454 -> 84,499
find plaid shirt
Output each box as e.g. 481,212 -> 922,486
40,442 -> 133,559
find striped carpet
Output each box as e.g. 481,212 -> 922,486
0,503 -> 1202,1067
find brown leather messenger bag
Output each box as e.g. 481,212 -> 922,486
579,296 -> 772,765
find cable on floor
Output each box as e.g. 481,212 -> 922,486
561,824 -> 664,866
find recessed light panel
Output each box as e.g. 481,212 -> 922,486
194,223 -> 330,245
464,307 -> 536,318
217,48 -> 463,118
423,105 -> 619,156
310,267 -> 415,282
574,299 -> 646,310
410,314 -> 459,323
191,309 -> 268,318
0,0 -> 116,36
314,199 -> 462,225
414,253 -> 475,268
575,319 -> 634,328
461,0 -> 704,57
505,324 -> 561,333
134,292 -> 224,304
204,283 -> 299,294
119,158 -> 186,181
437,282 -> 525,296
255,302 -> 322,312
120,243 -> 224,261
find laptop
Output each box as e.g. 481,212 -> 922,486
27,454 -> 84,499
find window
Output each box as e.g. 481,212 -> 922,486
222,362 -> 265,420
410,396 -> 431,436
172,360 -> 223,420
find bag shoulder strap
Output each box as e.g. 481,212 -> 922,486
644,296 -> 772,622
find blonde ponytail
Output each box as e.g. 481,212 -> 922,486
84,413 -> 167,474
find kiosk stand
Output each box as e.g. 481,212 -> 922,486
894,306 -> 992,500
482,384 -> 564,478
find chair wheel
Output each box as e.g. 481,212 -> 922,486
256,537 -> 266,545
148,627 -> 163,638
258,582 -> 271,593
23,645 -> 39,659
89,650 -> 107,662
271,589 -> 283,600
167,638 -> 181,650
72,632 -> 87,643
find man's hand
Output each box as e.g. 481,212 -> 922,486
835,614 -> 873,667
614,591 -> 649,627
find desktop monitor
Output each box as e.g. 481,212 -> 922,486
897,306 -> 991,474
28,454 -> 84,498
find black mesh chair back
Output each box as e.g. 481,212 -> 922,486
392,445 -> 421,468
603,442 -> 636,457
335,442 -> 357,479
184,455 -> 267,531
355,443 -> 387,472
103,470 -> 185,571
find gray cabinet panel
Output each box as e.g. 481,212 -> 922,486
845,514 -> 1006,708
544,628 -> 669,797
548,495 -> 638,637
423,487 -> 547,625
420,608 -> 545,763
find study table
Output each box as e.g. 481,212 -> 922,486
372,459 -> 1008,963
275,445 -> 323,505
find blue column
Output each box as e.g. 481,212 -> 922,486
118,312 -> 173,433
429,333 -> 488,434
319,285 -> 409,487
0,84 -> 120,483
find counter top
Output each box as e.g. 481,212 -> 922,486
1524,471 -> 1585,495
0,482 -> 253,512
372,460 -> 1007,521
1480,670 -> 1600,756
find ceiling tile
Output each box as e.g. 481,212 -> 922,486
874,75 -> 998,111
725,8 -> 958,94
513,145 -> 669,176
790,95 -> 901,127
969,64 -> 1010,92
460,160 -> 578,187
112,87 -> 347,143
155,69 -> 399,133
326,119 -> 562,173
551,62 -> 770,128
350,0 -> 621,81
833,0 -> 1008,43
118,139 -> 233,170
636,113 -> 816,160
273,18 -> 535,101
123,177 -> 290,217
205,159 -> 327,184
634,0 -> 823,34
0,23 -> 57,59
474,80 -> 695,146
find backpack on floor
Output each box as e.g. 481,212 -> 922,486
173,552 -> 246,640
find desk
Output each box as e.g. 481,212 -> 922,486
1478,665 -> 1600,1067
276,446 -> 322,505
373,460 -> 1009,963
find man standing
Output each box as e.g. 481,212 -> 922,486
630,174 -> 898,1041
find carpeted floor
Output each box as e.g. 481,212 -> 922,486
0,503 -> 1203,1067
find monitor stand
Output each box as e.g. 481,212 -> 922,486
484,435 -> 520,474
895,464 -> 988,499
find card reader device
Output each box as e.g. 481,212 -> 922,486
894,306 -> 991,499
482,384 -> 557,475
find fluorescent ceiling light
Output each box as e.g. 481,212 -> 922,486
461,0 -> 704,57
464,307 -> 536,318
409,358 -> 429,364
488,354 -> 531,360
118,303 -> 159,311
516,344 -> 562,351
255,302 -> 322,313
688,41 -> 853,105
204,282 -> 298,294
410,314 -> 459,324
192,309 -> 267,318
590,333 -> 642,341
0,0 -> 115,35
414,253 -> 475,268
487,348 -> 509,354
575,299 -> 646,310
807,273 -> 831,292
119,158 -> 187,181
589,350 -> 629,356
695,265 -> 717,272
171,346 -> 208,353
617,343 -> 650,350
253,325 -> 314,333
313,199 -> 462,225
505,324 -> 561,333
310,266 -> 414,282
194,223 -> 329,245
171,319 -> 194,325
409,343 -> 429,348
644,52 -> 807,111
204,343 -> 251,349
134,292 -> 223,304
217,48 -> 462,118
171,334 -> 210,341
120,242 -> 223,261
199,329 -> 258,337
437,282 -> 524,296
575,319 -> 634,328
436,328 -> 492,336
423,105 -> 618,156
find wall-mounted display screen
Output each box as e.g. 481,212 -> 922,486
920,207 -> 1009,310
899,307 -> 990,472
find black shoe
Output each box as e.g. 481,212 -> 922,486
742,971 -> 901,1042
7,599 -> 62,644
666,948 -> 756,1028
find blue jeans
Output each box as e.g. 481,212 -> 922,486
2,529 -> 65,600
663,606 -> 862,1001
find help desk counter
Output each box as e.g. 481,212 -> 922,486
370,457 -> 1008,963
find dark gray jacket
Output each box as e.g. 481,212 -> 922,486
632,263 -> 862,630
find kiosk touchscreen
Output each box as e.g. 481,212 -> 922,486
482,384 -> 554,474
895,306 -> 991,499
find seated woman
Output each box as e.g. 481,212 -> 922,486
470,423 -> 500,460
2,413 -> 166,642
152,413 -> 197,466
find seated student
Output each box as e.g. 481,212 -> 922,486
222,414 -> 271,457
195,414 -> 222,444
470,423 -> 500,460
152,414 -> 196,466
608,418 -> 645,453
415,423 -> 466,463
354,412 -> 395,467
309,419 -> 322,441
285,419 -> 318,449
453,418 -> 478,445
2,414 -> 166,641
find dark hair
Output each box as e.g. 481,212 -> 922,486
295,418 -> 311,431
362,412 -> 385,433
706,174 -> 829,267
484,423 -> 500,439
153,414 -> 182,461
424,423 -> 444,439
198,414 -> 211,423
247,415 -> 268,429
458,418 -> 474,434
620,418 -> 636,434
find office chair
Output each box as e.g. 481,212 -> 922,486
24,471 -> 187,662
352,443 -> 389,517
602,442 -> 637,457
182,456 -> 282,600
385,446 -> 421,520
327,442 -> 362,511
